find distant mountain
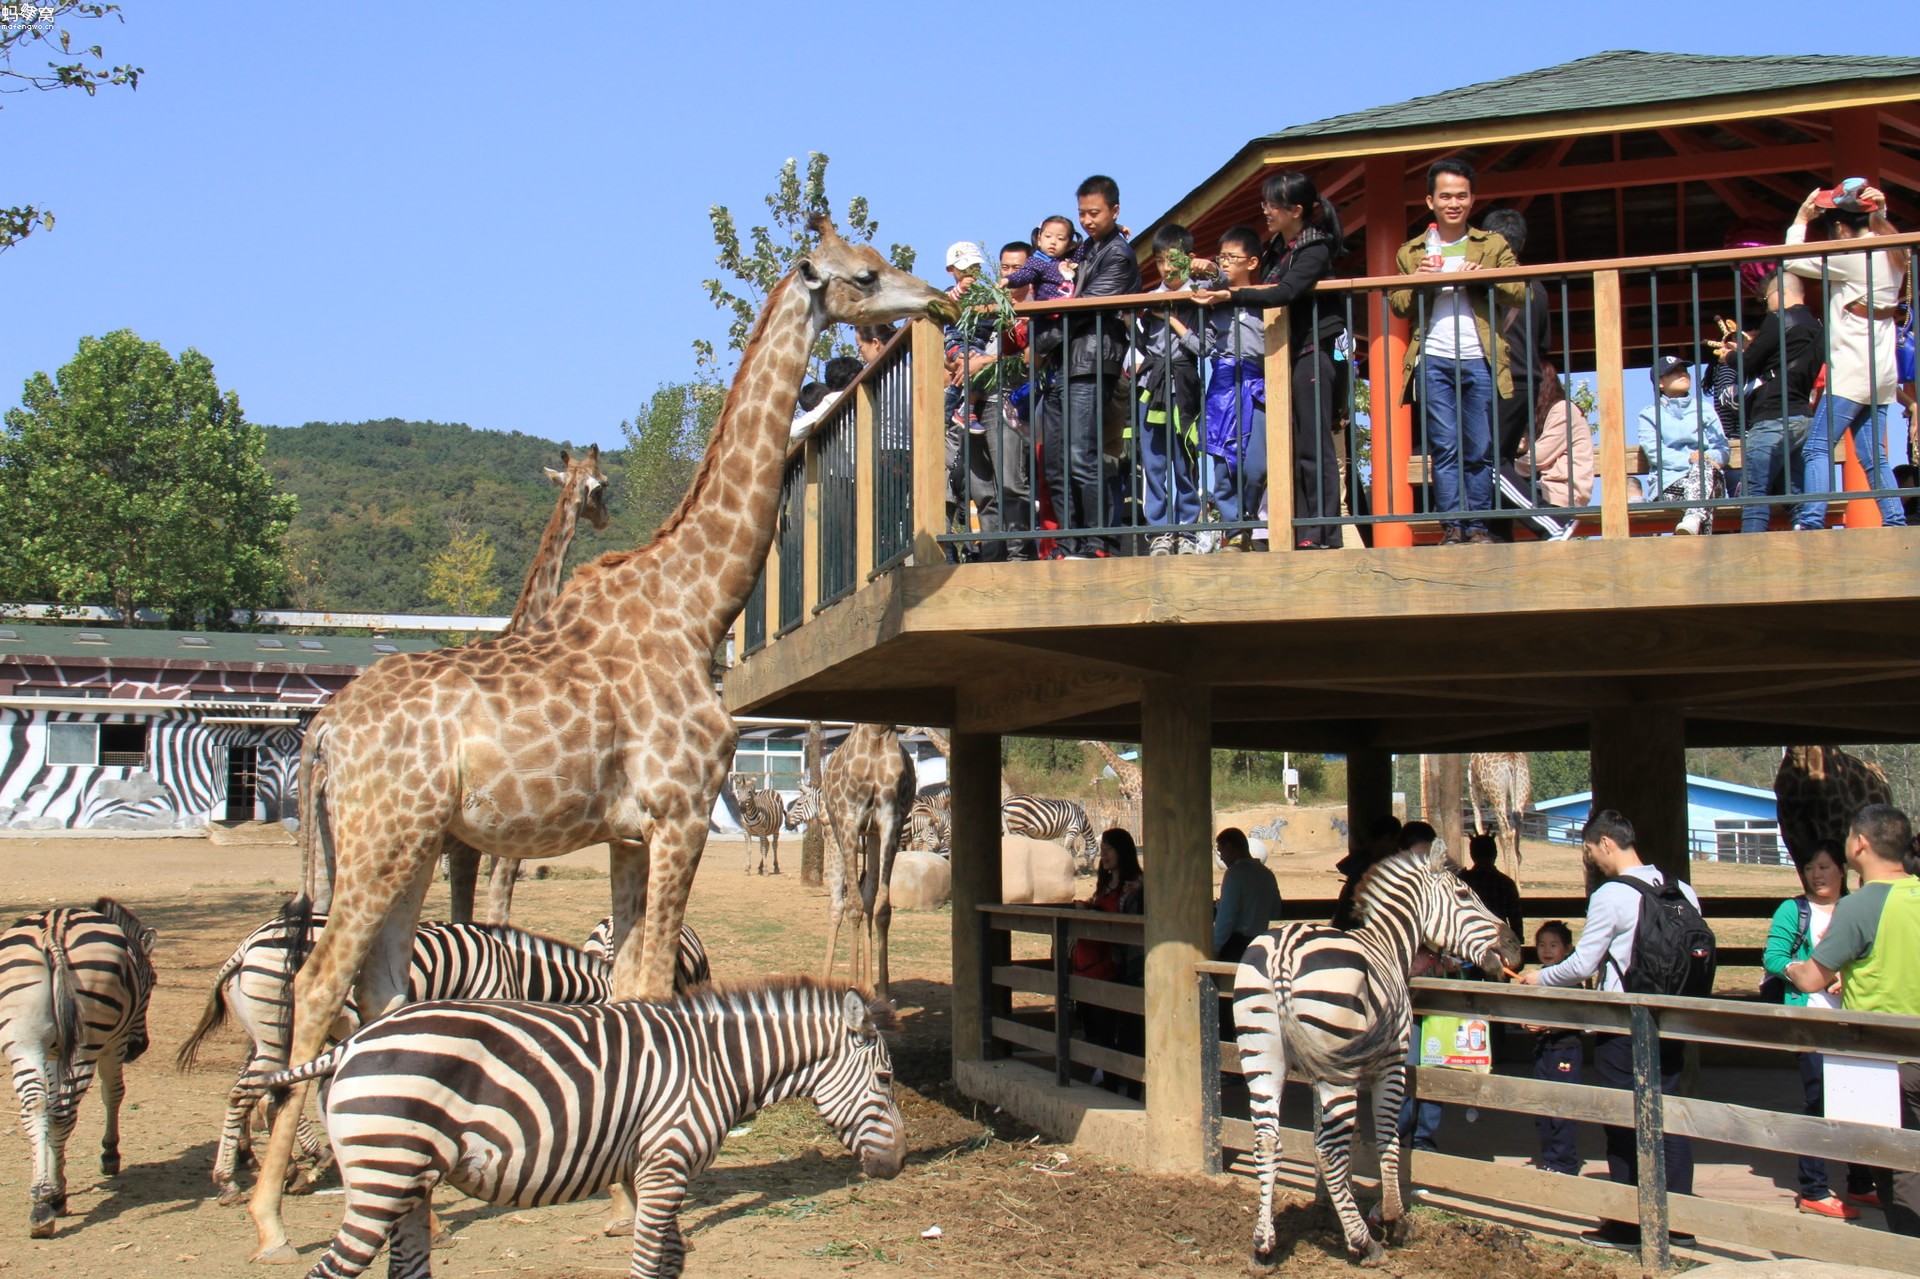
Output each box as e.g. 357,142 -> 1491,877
263,419 -> 643,614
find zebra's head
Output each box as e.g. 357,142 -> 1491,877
812,989 -> 906,1181
1359,849 -> 1520,975
785,785 -> 821,830
729,773 -> 755,800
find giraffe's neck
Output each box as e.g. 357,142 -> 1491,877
551,275 -> 819,653
505,480 -> 585,635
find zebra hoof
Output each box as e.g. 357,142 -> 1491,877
216,1182 -> 244,1207
1384,1214 -> 1415,1247
431,1226 -> 456,1250
101,1151 -> 121,1177
48,1192 -> 67,1216
1349,1239 -> 1386,1267
602,1215 -> 633,1237
1251,1242 -> 1279,1268
251,1242 -> 302,1265
30,1204 -> 56,1237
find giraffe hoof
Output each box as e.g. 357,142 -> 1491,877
431,1225 -> 457,1250
603,1215 -> 633,1237
251,1242 -> 302,1265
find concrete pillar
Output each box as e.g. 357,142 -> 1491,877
1589,707 -> 1690,886
1140,677 -> 1212,1174
949,730 -> 1006,1069
1346,747 -> 1395,850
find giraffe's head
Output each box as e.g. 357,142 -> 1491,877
543,445 -> 611,532
796,216 -> 956,331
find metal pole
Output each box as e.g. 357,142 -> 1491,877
1631,1002 -> 1671,1270
1054,914 -> 1072,1087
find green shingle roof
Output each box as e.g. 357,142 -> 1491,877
0,622 -> 438,668
1264,51 -> 1920,142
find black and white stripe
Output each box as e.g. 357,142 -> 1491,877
783,784 -> 821,831
1000,796 -> 1096,871
581,918 -> 711,991
265,978 -> 905,1279
731,775 -> 786,875
0,898 -> 156,1237
906,795 -> 951,854
1233,849 -> 1516,1263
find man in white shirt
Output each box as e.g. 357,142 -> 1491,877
1214,827 -> 1281,962
1515,810 -> 1698,1252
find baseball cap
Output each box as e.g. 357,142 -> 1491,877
1813,178 -> 1880,214
945,241 -> 984,273
1651,355 -> 1690,384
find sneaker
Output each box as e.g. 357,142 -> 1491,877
1147,534 -> 1175,557
1175,535 -> 1200,555
1797,1193 -> 1860,1220
1439,526 -> 1465,546
1676,511 -> 1707,535
1466,528 -> 1498,545
1846,1189 -> 1883,1208
1548,519 -> 1580,542
1579,1226 -> 1638,1251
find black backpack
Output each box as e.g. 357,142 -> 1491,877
1604,875 -> 1717,997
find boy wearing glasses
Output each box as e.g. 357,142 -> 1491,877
1197,227 -> 1269,547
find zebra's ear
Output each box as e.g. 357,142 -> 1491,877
138,926 -> 157,954
1427,844 -> 1450,875
840,988 -> 873,1035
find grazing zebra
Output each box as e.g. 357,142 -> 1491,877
264,977 -> 904,1278
0,898 -> 156,1238
178,904 -> 610,1205
906,794 -> 951,855
582,918 -> 711,991
1001,795 -> 1097,872
731,774 -> 786,875
1233,848 -> 1519,1264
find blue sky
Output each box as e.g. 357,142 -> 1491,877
2,3 -> 1912,451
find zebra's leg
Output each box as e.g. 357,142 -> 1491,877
1310,1081 -> 1378,1263
45,1064 -> 86,1219
96,1051 -> 126,1176
1233,972 -> 1287,1266
214,1072 -> 258,1203
444,842 -> 481,925
482,854 -> 518,926
625,1158 -> 692,1279
387,1199 -> 436,1279
9,1041 -> 60,1237
769,824 -> 780,877
307,1184 -> 429,1279
1370,1058 -> 1412,1247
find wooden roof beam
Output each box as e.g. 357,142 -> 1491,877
1444,142 -> 1831,200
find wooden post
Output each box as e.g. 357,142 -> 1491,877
910,318 -> 949,565
1631,1003 -> 1672,1271
1263,307 -> 1295,551
1422,753 -> 1466,860
764,491 -> 784,635
1830,105 -> 1884,530
1345,747 -> 1394,849
1141,677 -> 1212,1174
1197,969 -> 1224,1176
802,436 -> 822,615
1594,269 -> 1631,540
1365,152 -> 1414,547
949,730 -> 1006,1070
801,721 -> 824,887
855,371 -> 878,578
1590,706 -> 1690,886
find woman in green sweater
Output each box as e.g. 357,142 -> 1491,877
1763,840 -> 1876,1217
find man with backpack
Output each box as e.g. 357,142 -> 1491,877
1515,809 -> 1716,1252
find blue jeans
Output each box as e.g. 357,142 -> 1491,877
1796,394 -> 1908,528
1041,375 -> 1112,555
1136,395 -> 1200,530
1740,414 -> 1808,533
1398,1036 -> 1442,1151
1420,357 -> 1495,531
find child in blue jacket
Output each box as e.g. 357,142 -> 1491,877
1635,356 -> 1730,535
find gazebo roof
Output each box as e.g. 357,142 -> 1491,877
1264,50 -> 1920,144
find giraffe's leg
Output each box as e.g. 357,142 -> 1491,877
1371,1058 -> 1413,1248
603,1182 -> 635,1237
444,841 -> 481,925
482,854 -> 518,926
1311,1081 -> 1378,1263
1234,973 -> 1287,1266
608,836 -> 650,997
250,846 -> 434,1264
96,1052 -> 126,1177
871,794 -> 903,1000
627,807 -> 710,1002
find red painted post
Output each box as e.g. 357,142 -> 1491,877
1366,152 -> 1414,546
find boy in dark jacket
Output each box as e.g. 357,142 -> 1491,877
1528,920 -> 1583,1175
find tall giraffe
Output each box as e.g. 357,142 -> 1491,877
444,446 -> 611,924
1080,739 -> 1142,804
822,724 -> 913,1000
1467,752 -> 1530,872
1775,745 -> 1892,867
247,220 -> 952,1263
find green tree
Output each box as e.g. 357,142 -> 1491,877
0,329 -> 296,624
2,3 -> 142,254
614,382 -> 724,543
696,152 -> 917,378
424,521 -> 504,617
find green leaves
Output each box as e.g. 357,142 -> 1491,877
425,522 -> 504,617
0,330 -> 296,625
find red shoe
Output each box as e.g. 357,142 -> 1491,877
1845,1190 -> 1882,1209
1798,1194 -> 1860,1220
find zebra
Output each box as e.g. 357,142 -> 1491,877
783,783 -> 822,832
1001,795 -> 1097,872
262,977 -> 904,1279
0,898 -> 156,1238
1233,847 -> 1518,1264
581,918 -> 711,991
731,774 -> 785,875
906,794 -> 951,855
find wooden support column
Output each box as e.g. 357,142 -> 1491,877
1594,269 -> 1631,539
1590,706 -> 1690,887
1140,677 -> 1212,1174
1830,105 -> 1883,529
909,318 -> 949,564
1345,747 -> 1394,850
1422,754 -> 1467,859
1365,151 -> 1413,546
1263,307 -> 1295,551
949,730 -> 1007,1069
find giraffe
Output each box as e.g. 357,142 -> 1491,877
911,724 -> 1010,800
1467,752 -> 1531,872
443,445 -> 611,925
821,723 -> 914,1000
247,219 -> 952,1263
1080,739 -> 1142,805
1775,745 -> 1892,867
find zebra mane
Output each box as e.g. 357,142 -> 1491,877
674,974 -> 899,1035
1348,850 -> 1437,926
89,897 -> 151,946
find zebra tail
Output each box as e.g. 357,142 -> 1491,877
258,1045 -> 344,1094
176,945 -> 245,1072
44,923 -> 78,1101
280,895 -> 320,981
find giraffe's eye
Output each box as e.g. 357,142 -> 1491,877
855,269 -> 878,287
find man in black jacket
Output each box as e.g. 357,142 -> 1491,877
1725,269 -> 1822,532
1041,174 -> 1141,558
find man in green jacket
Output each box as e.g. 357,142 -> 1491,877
1788,804 -> 1920,1236
1388,160 -> 1526,545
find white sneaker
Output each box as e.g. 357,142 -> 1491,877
1676,511 -> 1706,536
1175,535 -> 1200,555
1147,533 -> 1175,557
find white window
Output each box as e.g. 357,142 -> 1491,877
46,722 -> 98,766
732,739 -> 804,790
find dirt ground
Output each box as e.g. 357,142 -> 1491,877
0,829 -> 1733,1277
